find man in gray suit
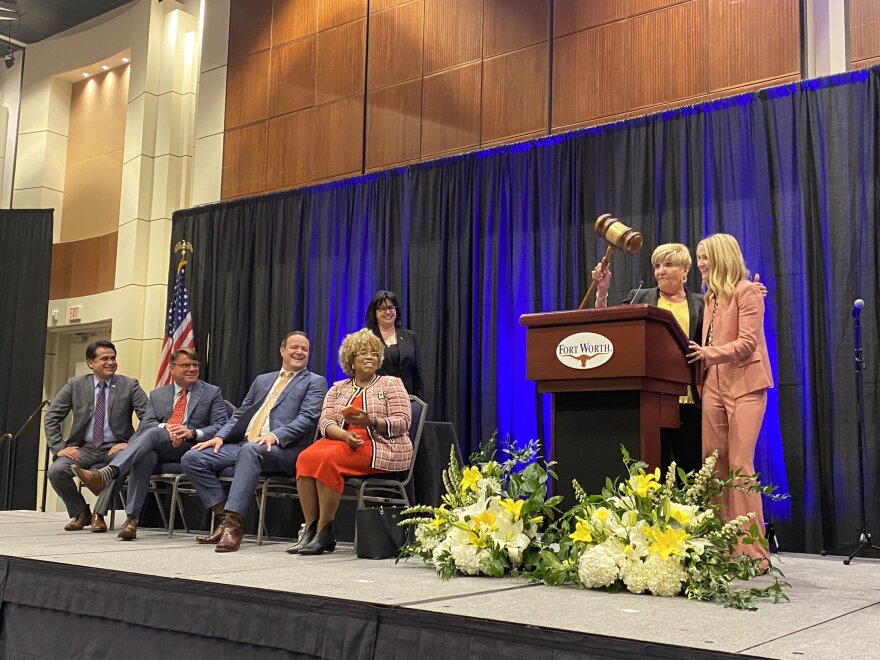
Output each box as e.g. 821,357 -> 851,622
44,340 -> 148,532
181,331 -> 327,552
74,348 -> 229,540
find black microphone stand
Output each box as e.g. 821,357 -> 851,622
1,400 -> 49,510
843,303 -> 879,564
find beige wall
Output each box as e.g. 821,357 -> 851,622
60,65 -> 129,242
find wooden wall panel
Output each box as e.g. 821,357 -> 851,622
314,96 -> 364,180
366,79 -> 422,168
553,0 -> 624,37
49,233 -> 118,300
267,109 -> 317,190
318,0 -> 367,30
222,122 -> 268,198
421,63 -> 481,157
368,1 -> 423,90
225,50 -> 270,129
629,1 -> 706,110
482,43 -> 549,143
850,0 -> 880,66
552,21 -> 628,129
270,37 -> 316,117
228,0 -> 273,62
423,0 -> 482,74
483,0 -> 549,58
708,0 -> 800,92
371,0 -> 410,11
272,0 -> 317,46
315,19 -> 366,105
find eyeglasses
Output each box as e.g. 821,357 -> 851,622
173,362 -> 201,370
356,351 -> 380,358
377,306 -> 396,313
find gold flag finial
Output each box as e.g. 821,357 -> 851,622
174,240 -> 193,270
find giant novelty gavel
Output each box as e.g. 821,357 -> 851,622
578,214 -> 644,309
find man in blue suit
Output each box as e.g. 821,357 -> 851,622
75,348 -> 229,540
181,331 -> 328,552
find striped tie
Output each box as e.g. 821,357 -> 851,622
92,382 -> 107,448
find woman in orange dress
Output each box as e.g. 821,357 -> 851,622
288,329 -> 412,555
686,233 -> 774,563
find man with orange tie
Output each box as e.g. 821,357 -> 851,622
180,331 -> 327,552
74,348 -> 228,540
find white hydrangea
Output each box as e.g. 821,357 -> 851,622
620,554 -> 686,597
414,524 -> 441,553
450,543 -> 488,575
477,477 -> 502,496
577,543 -> 620,588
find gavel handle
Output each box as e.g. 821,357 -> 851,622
578,245 -> 616,309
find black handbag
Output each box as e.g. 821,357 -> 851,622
355,505 -> 412,559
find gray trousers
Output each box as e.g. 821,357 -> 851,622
47,445 -> 113,517
95,427 -> 194,519
180,440 -> 301,516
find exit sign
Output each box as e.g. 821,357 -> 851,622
68,306 -> 82,322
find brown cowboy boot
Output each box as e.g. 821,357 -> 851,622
215,511 -> 244,553
195,503 -> 226,544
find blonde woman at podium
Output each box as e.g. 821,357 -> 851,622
592,243 -> 705,475
686,233 -> 773,565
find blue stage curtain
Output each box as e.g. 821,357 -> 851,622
172,66 -> 880,553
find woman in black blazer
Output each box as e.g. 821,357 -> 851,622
365,290 -> 424,399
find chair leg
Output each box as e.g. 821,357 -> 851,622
168,481 -> 179,539
256,486 -> 270,546
177,491 -> 190,533
152,485 -> 170,530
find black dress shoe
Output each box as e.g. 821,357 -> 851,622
286,521 -> 317,554
298,521 -> 337,555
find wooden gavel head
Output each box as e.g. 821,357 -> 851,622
595,213 -> 643,255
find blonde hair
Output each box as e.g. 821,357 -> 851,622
697,233 -> 749,301
650,243 -> 691,271
338,328 -> 385,377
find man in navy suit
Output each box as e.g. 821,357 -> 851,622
181,331 -> 328,552
75,348 -> 229,540
45,340 -> 148,532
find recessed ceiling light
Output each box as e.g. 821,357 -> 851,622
82,72 -> 89,78
102,65 -> 109,71
122,57 -> 129,63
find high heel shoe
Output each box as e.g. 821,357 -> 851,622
286,521 -> 318,554
298,521 -> 337,555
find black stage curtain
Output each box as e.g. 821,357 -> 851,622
0,210 -> 52,510
171,67 -> 880,554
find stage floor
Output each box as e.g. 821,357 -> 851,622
2,510 -> 879,659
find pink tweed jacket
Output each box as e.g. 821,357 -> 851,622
319,375 -> 413,472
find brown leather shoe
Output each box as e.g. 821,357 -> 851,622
214,512 -> 244,553
118,518 -> 138,541
72,465 -> 107,496
64,509 -> 91,531
196,503 -> 227,544
90,513 -> 107,533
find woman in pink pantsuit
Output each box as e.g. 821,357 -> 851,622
686,234 -> 774,563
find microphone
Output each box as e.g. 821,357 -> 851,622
622,280 -> 645,305
853,299 -> 865,319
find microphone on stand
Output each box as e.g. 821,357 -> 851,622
622,280 -> 644,305
852,299 -> 864,319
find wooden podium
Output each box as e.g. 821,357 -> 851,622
519,305 -> 691,505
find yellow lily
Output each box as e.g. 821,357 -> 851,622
569,519 -> 593,543
632,469 -> 661,498
499,498 -> 524,519
646,525 -> 690,559
460,466 -> 481,493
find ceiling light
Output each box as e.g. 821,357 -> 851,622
82,72 -> 89,78
122,57 -> 129,63
102,65 -> 109,71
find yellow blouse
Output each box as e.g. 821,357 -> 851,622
657,296 -> 694,405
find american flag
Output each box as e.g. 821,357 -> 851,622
156,262 -> 195,387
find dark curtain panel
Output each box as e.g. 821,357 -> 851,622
172,67 -> 880,553
0,210 -> 53,510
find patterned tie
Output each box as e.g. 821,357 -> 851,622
245,372 -> 292,439
167,388 -> 188,425
92,382 -> 107,448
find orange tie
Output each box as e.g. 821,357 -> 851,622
167,389 -> 188,425
245,372 -> 292,439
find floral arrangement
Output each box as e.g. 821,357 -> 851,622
527,448 -> 790,610
398,434 -> 561,579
